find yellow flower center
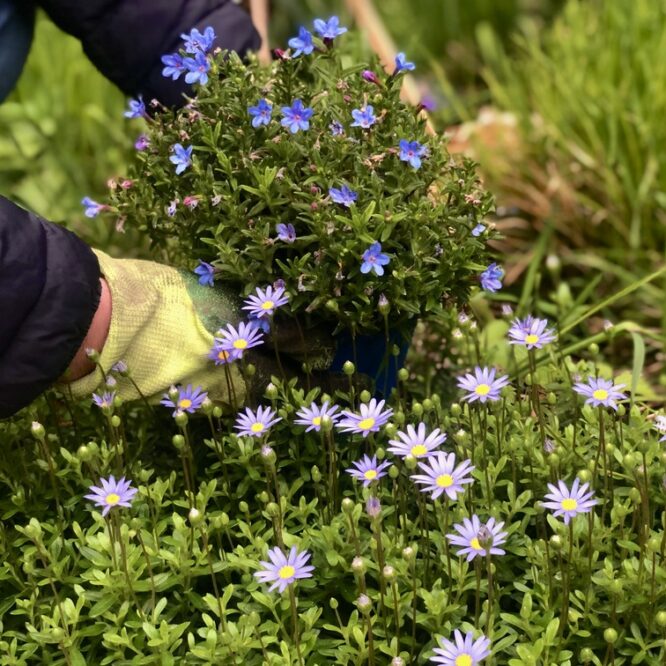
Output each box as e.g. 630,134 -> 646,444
312,416 -> 322,426
364,469 -> 378,480
411,444 -> 428,457
251,422 -> 265,433
358,417 -> 376,430
474,383 -> 490,396
105,493 -> 120,506
178,398 -> 193,409
561,498 -> 578,511
261,300 -> 275,310
233,339 -> 248,350
455,655 -> 473,666
217,350 -> 230,361
592,389 -> 609,401
278,565 -> 295,580
525,334 -> 539,345
436,474 -> 453,488
470,537 -> 483,551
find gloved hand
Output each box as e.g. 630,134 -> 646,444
0,1 -> 35,103
64,250 -> 342,411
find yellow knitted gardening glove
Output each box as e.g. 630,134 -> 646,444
66,249 -> 247,410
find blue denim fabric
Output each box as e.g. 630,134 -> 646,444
0,1 -> 35,102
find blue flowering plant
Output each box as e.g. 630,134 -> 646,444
109,18 -> 493,340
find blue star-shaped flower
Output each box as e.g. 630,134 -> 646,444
181,26 -> 216,54
81,197 -> 105,218
394,52 -> 416,73
194,260 -> 215,287
161,53 -> 185,80
124,96 -> 145,119
361,242 -> 390,276
288,27 -> 315,57
170,144 -> 193,175
480,263 -> 504,292
398,139 -> 428,169
329,184 -> 358,207
313,16 -> 347,40
281,99 -> 314,133
248,98 -> 273,128
351,105 -> 377,129
183,51 -> 210,85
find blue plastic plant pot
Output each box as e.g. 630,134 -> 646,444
330,326 -> 413,398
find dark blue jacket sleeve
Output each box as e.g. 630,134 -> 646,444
36,0 -> 261,106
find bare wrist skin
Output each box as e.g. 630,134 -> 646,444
61,278 -> 112,382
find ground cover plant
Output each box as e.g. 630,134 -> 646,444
4,13 -> 666,666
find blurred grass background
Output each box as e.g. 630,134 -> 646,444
2,0 -> 665,346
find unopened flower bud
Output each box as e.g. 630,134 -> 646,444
342,361 -> 355,375
657,611 -> 666,628
265,382 -> 278,400
628,487 -> 641,504
311,465 -> 322,482
388,465 -> 399,479
261,445 -> 276,465
391,658 -> 405,666
476,525 -> 494,550
110,415 -> 121,428
549,534 -> 562,550
239,501 -> 249,514
351,556 -> 366,574
450,403 -> 462,417
378,293 -> 390,315
356,593 -> 372,613
404,454 -> 417,470
77,444 -> 92,462
24,518 -> 43,541
172,434 -> 185,451
362,69 -> 381,85
258,491 -> 269,504
267,502 -> 280,517
329,597 -> 339,610
382,565 -> 396,581
31,422 -> 46,441
212,406 -> 223,419
341,498 -> 355,514
580,648 -> 594,663
394,411 -> 405,425
188,508 -> 203,526
174,411 -> 188,427
398,368 -> 409,382
366,496 -> 381,519
359,390 -> 371,403
385,423 -> 397,437
402,546 -> 415,562
105,375 -> 117,389
86,347 -> 100,362
412,402 -> 423,417
201,397 -> 214,415
245,363 -> 256,377
603,628 -> 618,644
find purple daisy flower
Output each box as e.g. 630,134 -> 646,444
361,242 -> 390,276
170,143 -> 193,175
235,405 -> 281,438
84,476 -> 138,517
276,223 -> 296,243
215,321 -> 265,356
398,139 -> 427,169
242,285 -> 289,319
183,51 -> 210,85
248,98 -> 273,128
411,451 -> 474,501
81,197 -> 106,218
124,96 -> 145,119
351,105 -> 377,129
207,341 -> 239,365
508,315 -> 557,350
573,377 -> 627,411
346,454 -> 392,487
161,53 -> 186,80
387,423 -> 446,459
313,16 -> 347,40
337,398 -> 393,438
288,27 -> 315,57
542,478 -> 598,525
446,515 -> 508,562
194,260 -> 215,287
457,367 -> 510,404
480,263 -> 504,292
181,26 -> 216,54
294,401 -> 340,432
329,184 -> 358,207
394,52 -> 416,74
281,99 -> 314,134
430,630 -> 491,665
92,391 -> 116,410
254,546 -> 314,593
160,384 -> 208,416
